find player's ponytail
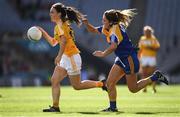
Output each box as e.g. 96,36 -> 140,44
117,9 -> 136,27
104,9 -> 137,28
65,7 -> 84,26
52,3 -> 84,26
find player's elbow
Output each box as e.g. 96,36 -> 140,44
110,44 -> 117,51
112,46 -> 117,51
50,38 -> 58,47
51,43 -> 57,47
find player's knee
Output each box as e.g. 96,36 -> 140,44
72,84 -> 82,90
51,77 -> 60,87
107,82 -> 115,91
128,87 -> 138,93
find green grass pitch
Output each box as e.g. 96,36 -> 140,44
0,85 -> 180,117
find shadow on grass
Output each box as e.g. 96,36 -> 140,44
54,111 -> 124,115
135,112 -> 155,114
53,111 -> 98,114
48,111 -> 179,115
78,111 -> 124,115
135,111 -> 179,115
78,112 -> 99,114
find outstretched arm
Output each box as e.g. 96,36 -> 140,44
37,26 -> 58,47
82,18 -> 100,34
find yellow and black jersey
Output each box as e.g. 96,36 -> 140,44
54,21 -> 80,56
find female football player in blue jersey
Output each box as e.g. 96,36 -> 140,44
83,9 -> 168,112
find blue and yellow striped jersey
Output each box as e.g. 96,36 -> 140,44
97,24 -> 135,57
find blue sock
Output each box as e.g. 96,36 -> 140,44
110,101 -> 116,109
150,74 -> 158,81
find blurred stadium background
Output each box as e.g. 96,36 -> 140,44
0,0 -> 180,87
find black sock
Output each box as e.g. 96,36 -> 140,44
110,101 -> 116,109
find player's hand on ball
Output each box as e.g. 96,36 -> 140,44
93,51 -> 104,57
35,26 -> 44,34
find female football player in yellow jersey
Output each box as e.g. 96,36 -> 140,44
36,3 -> 105,112
83,9 -> 168,112
138,26 -> 160,93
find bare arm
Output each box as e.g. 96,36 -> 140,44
103,43 -> 117,56
54,35 -> 67,65
57,36 -> 66,57
93,42 -> 117,57
82,18 -> 100,34
37,26 -> 58,47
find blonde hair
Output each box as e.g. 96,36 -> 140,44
104,9 -> 137,28
143,25 -> 154,34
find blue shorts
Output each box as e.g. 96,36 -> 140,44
115,52 -> 140,74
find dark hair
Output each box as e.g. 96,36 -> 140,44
104,9 -> 137,27
52,3 -> 84,26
